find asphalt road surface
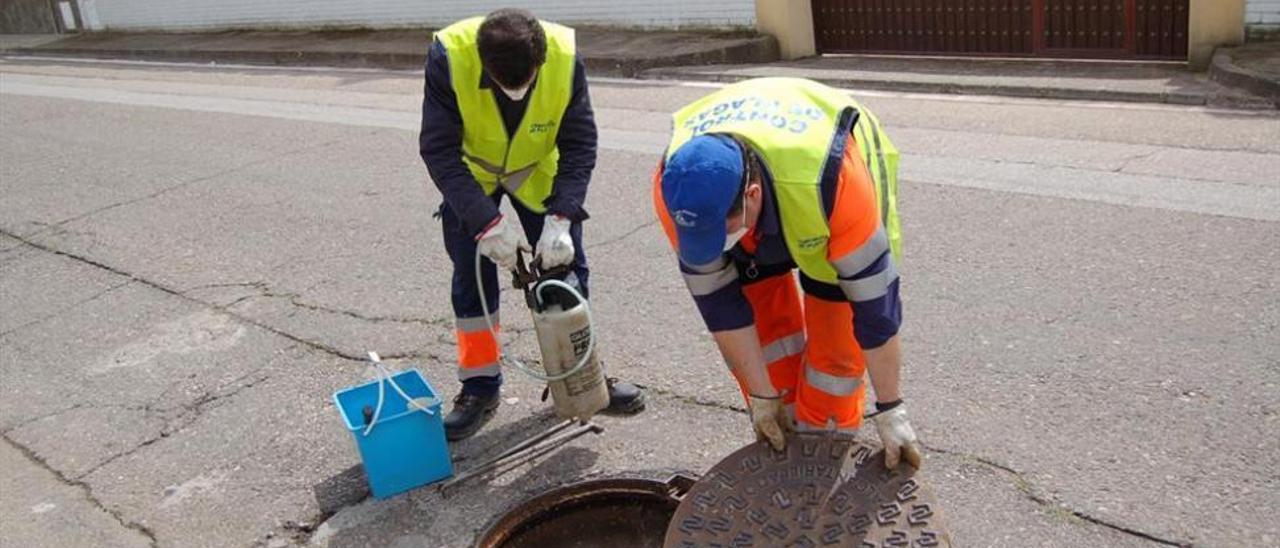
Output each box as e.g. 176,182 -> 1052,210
2,57 -> 1277,547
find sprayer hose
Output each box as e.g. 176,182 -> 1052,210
475,252 -> 595,382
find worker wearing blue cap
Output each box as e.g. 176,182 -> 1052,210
653,78 -> 922,470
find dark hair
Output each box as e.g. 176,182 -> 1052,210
727,139 -> 757,216
477,9 -> 546,89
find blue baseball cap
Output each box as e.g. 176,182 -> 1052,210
661,134 -> 744,266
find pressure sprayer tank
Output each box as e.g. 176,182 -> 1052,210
529,277 -> 609,421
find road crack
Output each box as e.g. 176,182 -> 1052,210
0,227 -> 373,360
1,435 -> 159,547
1111,149 -> 1161,174
927,445 -> 1193,547
74,373 -> 272,481
621,382 -> 1194,547
0,279 -> 135,338
634,383 -> 747,414
17,135 -> 361,241
181,280 -> 450,328
284,297 -> 450,327
588,220 -> 658,250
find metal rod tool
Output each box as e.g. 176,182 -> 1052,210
441,420 -> 603,492
490,418 -> 575,462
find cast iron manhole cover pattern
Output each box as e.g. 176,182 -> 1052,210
664,434 -> 951,547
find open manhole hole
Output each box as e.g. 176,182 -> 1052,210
479,435 -> 950,547
477,476 -> 695,548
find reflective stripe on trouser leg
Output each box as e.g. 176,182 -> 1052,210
440,199 -> 502,382
738,273 -> 805,407
456,314 -> 501,381
796,294 -> 867,431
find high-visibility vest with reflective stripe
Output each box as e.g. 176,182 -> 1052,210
666,77 -> 902,284
435,18 -> 576,213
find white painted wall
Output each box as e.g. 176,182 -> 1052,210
1246,0 -> 1280,24
74,0 -> 757,32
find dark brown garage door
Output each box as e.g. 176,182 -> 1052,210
0,0 -> 59,33
811,0 -> 1188,60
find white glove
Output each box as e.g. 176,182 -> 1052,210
476,215 -> 530,272
535,215 -> 575,268
871,403 -> 923,470
749,394 -> 793,452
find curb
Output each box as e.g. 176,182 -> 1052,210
0,35 -> 780,78
0,46 -> 425,69
583,35 -> 778,78
637,68 -> 1208,106
1209,48 -> 1280,108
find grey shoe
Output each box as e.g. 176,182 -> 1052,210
604,378 -> 645,415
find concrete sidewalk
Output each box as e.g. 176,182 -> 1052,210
1211,40 -> 1280,108
0,29 -> 779,77
5,30 -> 1278,108
643,54 -> 1279,109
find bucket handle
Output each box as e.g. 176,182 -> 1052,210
362,351 -> 437,437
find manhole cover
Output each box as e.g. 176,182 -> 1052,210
664,434 -> 951,547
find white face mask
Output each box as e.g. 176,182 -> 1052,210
499,84 -> 531,101
723,204 -> 748,251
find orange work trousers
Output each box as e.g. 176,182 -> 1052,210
734,272 -> 867,432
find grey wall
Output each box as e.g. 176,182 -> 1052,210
74,0 -> 757,32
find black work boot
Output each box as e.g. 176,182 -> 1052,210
604,378 -> 645,414
443,391 -> 500,441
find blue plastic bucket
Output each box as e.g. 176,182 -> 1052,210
333,369 -> 453,499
